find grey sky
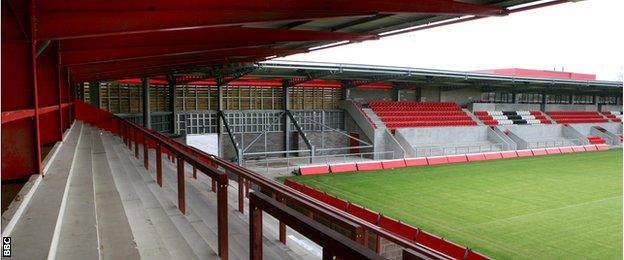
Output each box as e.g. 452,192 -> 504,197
283,0 -> 623,81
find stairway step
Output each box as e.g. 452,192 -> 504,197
151,145 -> 318,260
7,122 -> 84,260
55,126 -> 99,260
124,149 -> 219,260
99,133 -> 172,260
91,130 -> 141,259
109,138 -> 201,260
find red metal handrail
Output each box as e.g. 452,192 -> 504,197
78,100 -> 456,259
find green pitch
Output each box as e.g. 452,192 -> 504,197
285,149 -> 623,259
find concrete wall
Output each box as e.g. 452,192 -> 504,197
545,104 -> 598,111
295,131 -> 352,155
568,122 -> 621,135
420,86 -> 440,102
497,124 -> 564,139
496,124 -> 586,149
349,88 -> 394,103
440,88 -> 481,107
397,126 -> 490,145
469,103 -> 541,111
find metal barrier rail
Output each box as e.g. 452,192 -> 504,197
526,138 -> 583,149
249,192 -> 384,260
102,113 -> 453,259
243,151 -> 395,173
414,143 -> 504,157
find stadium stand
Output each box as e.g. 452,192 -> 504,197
474,110 -> 551,125
369,101 -> 477,129
602,111 -> 623,122
546,111 -> 609,123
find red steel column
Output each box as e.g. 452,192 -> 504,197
57,43 -> 64,137
30,1 -> 42,176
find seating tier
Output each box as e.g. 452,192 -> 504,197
546,111 -> 608,124
369,101 -> 476,129
474,110 -> 550,126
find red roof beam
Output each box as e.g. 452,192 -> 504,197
35,0 -> 507,40
58,26 -> 377,51
68,47 -> 305,74
61,45 -> 273,66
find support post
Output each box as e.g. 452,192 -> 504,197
89,81 -> 100,107
340,85 -> 349,100
217,80 -> 224,156
30,31 -> 42,176
156,143 -> 163,187
177,157 -> 186,214
394,88 -> 401,101
540,93 -> 547,111
217,180 -> 229,260
282,83 -> 291,156
142,77 -> 151,128
167,75 -> 176,133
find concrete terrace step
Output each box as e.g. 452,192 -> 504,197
99,132 -> 172,260
103,133 -> 204,260
5,121 -> 84,260
103,131 -> 321,260
90,130 -> 142,259
55,125 -> 99,260
109,140 -> 218,260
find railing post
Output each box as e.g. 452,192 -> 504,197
192,166 -> 197,179
245,179 -> 251,198
156,143 -> 162,187
249,197 -> 262,260
238,176 -> 244,213
322,248 -> 333,260
134,128 -> 139,158
217,179 -> 229,260
212,179 -> 217,193
127,126 -> 132,149
177,157 -> 186,214
143,134 -> 149,169
279,221 -> 287,245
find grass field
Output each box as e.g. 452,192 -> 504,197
286,150 -> 623,259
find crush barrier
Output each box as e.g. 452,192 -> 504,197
284,179 -> 489,260
299,144 -> 609,175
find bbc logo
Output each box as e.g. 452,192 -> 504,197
2,237 -> 10,257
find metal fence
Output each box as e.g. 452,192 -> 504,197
175,109 -> 344,135
243,150 -> 395,174
526,138 -> 585,149
413,143 -> 505,157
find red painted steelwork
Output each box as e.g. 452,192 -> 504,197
35,0 -> 506,40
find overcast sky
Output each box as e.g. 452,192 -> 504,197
282,0 -> 623,81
